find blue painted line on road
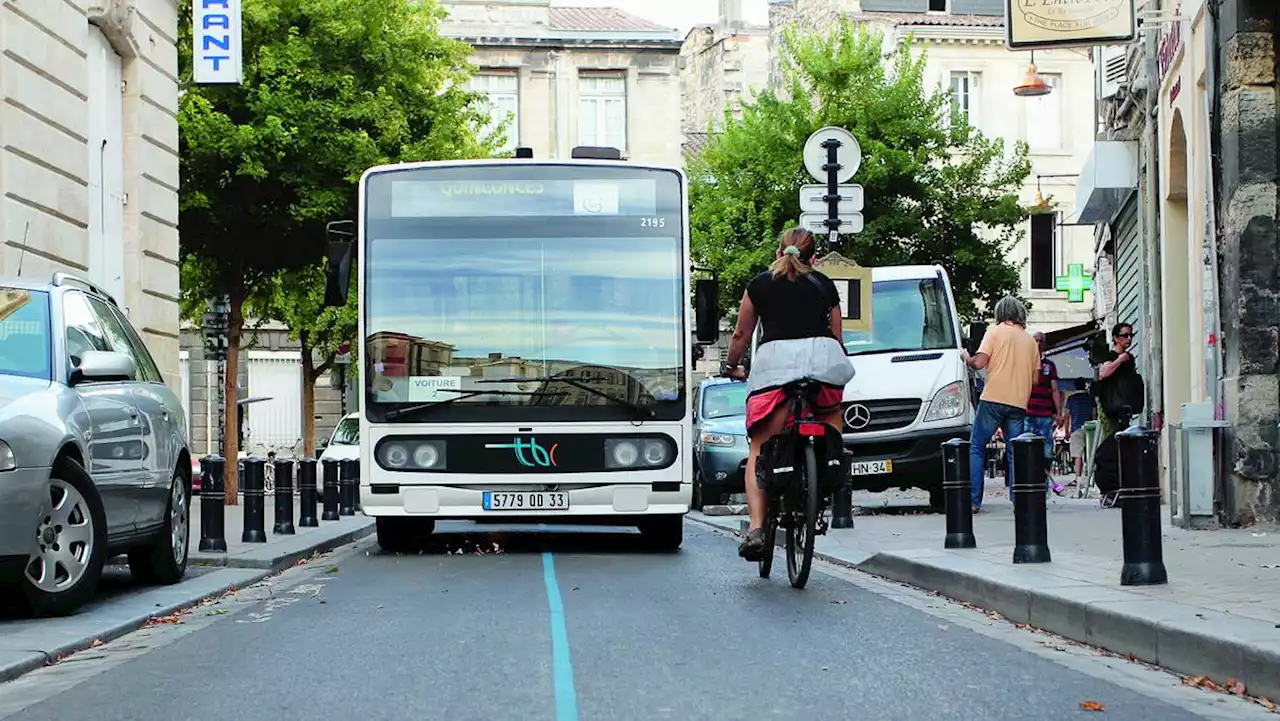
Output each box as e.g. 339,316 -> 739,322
541,552 -> 580,721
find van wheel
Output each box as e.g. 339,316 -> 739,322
129,468 -> 190,585
638,515 -> 683,551
21,457 -> 108,617
928,487 -> 945,511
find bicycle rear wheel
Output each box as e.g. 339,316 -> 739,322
785,442 -> 819,589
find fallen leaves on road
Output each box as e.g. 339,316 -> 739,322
1182,675 -> 1278,712
142,613 -> 184,628
90,639 -> 103,648
1079,700 -> 1105,712
324,566 -> 340,575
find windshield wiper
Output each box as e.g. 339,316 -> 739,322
383,389 -> 554,421
476,376 -> 657,420
846,346 -> 931,357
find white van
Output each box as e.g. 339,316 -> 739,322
749,264 -> 980,508
318,411 -> 359,463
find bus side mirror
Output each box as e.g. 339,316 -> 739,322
965,321 -> 986,356
694,278 -> 719,344
324,240 -> 353,308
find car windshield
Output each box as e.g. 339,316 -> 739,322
842,277 -> 956,356
361,164 -> 687,423
701,383 -> 747,419
330,417 -> 358,445
0,287 -> 52,380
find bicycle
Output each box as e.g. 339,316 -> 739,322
259,438 -> 304,494
751,378 -> 848,590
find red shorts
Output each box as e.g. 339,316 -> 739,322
745,385 -> 844,436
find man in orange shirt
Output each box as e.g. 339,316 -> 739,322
960,296 -> 1040,512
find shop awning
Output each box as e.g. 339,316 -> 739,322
1074,140 -> 1140,225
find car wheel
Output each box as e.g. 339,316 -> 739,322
376,517 -> 432,553
21,457 -> 108,617
128,467 -> 190,585
637,514 -> 683,551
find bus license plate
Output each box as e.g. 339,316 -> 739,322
850,460 -> 892,476
482,491 -> 570,511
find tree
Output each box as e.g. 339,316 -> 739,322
178,0 -> 496,502
688,22 -> 1031,322
258,264 -> 358,458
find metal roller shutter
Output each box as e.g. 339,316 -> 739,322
1111,195 -> 1143,342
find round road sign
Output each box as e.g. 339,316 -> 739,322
802,126 -> 861,184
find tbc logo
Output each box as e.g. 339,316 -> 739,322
485,437 -> 559,468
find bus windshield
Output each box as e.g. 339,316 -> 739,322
362,164 -> 687,423
842,277 -> 956,356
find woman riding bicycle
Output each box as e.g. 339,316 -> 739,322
720,227 -> 855,561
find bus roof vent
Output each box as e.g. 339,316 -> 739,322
571,146 -> 622,160
514,147 -> 534,159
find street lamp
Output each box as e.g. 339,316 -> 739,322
1014,51 -> 1052,97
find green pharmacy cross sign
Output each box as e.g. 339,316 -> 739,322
1055,263 -> 1093,303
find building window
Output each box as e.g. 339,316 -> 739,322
928,0 -> 948,11
1025,74 -> 1062,151
948,71 -> 980,130
468,71 -> 519,153
578,71 -> 627,152
1029,212 -> 1057,290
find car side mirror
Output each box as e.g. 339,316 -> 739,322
694,278 -> 719,344
71,350 -> 136,385
965,321 -> 986,356
317,437 -> 329,450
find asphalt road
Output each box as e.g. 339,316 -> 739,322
0,521 -> 1268,721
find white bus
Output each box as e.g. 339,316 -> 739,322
323,148 -> 719,552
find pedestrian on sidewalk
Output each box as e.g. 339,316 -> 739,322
1028,332 -> 1066,496
961,296 -> 1040,513
1090,323 -> 1143,507
1064,379 -> 1096,479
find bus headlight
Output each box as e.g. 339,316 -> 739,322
642,440 -> 669,466
376,440 -> 446,471
604,437 -> 676,470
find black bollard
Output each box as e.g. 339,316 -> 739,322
1117,427 -> 1168,585
830,448 -> 855,529
1010,432 -> 1051,563
198,456 -> 228,552
321,459 -> 340,521
941,438 -> 976,549
273,458 -> 296,535
297,458 -> 319,527
241,457 -> 268,543
338,459 -> 357,516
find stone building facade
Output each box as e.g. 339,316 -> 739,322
681,0 -> 771,146
0,0 -> 181,386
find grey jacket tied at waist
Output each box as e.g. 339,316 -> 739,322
747,336 -> 855,394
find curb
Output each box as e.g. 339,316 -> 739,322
0,567 -> 270,684
1,521 -> 375,685
857,550 -> 1280,702
687,514 -> 1280,702
190,520 -> 376,570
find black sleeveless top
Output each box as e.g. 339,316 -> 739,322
746,269 -> 840,345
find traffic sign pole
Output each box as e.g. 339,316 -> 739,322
801,126 -> 863,251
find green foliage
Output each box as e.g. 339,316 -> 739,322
688,22 -> 1031,322
257,263 -> 359,374
177,0 -> 498,306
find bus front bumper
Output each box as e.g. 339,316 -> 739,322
358,481 -> 692,518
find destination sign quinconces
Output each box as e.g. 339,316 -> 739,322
385,178 -> 659,218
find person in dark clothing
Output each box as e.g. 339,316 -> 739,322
1090,323 -> 1139,507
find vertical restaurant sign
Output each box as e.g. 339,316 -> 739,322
193,0 -> 243,84
1005,0 -> 1137,50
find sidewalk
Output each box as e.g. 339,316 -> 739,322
690,485 -> 1280,703
190,500 -> 375,570
0,503 -> 374,684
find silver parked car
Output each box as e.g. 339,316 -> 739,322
0,274 -> 192,616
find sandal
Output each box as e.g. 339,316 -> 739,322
738,527 -> 767,561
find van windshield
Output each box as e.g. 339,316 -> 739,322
330,417 -> 359,445
842,278 -> 956,356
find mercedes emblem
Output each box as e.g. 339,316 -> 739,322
844,403 -> 872,430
